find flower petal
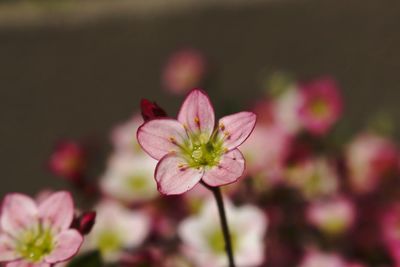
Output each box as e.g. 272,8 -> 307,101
202,149 -> 245,186
137,119 -> 188,160
6,260 -> 51,267
155,153 -> 204,195
0,234 -> 19,261
1,193 -> 38,235
178,89 -> 215,139
45,229 -> 83,263
217,112 -> 256,150
38,191 -> 74,231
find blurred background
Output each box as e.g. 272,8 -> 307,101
1,0 -> 400,195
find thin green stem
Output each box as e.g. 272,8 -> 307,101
201,181 -> 236,267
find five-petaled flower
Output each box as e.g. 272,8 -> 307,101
0,191 -> 83,267
137,89 -> 256,195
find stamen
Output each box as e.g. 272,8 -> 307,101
219,123 -> 225,131
224,131 -> 231,140
169,137 -> 177,144
194,117 -> 201,128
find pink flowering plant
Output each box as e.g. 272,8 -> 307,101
3,51 -> 400,267
137,88 -> 256,266
137,89 -> 256,195
0,191 -> 83,267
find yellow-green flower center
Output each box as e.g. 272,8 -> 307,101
16,226 -> 54,263
127,174 -> 150,192
181,132 -> 225,169
97,231 -> 122,254
206,228 -> 238,254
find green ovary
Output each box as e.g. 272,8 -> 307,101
16,226 -> 54,263
182,133 -> 224,168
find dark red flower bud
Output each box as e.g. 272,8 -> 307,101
140,99 -> 167,122
74,211 -> 96,235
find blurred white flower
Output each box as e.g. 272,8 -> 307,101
83,200 -> 150,263
100,151 -> 158,204
111,115 -> 143,153
178,198 -> 267,267
272,88 -> 303,135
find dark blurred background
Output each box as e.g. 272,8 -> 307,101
1,0 -> 400,196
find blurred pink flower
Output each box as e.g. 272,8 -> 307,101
298,77 -> 343,136
178,198 -> 267,267
299,249 -> 355,267
286,157 -> 339,199
307,196 -> 355,235
162,49 -> 206,94
47,140 -> 86,182
0,191 -> 83,266
346,132 -> 398,194
241,123 -> 291,185
381,204 -> 400,266
83,200 -> 150,263
137,89 -> 256,195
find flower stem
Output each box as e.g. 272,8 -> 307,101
201,181 -> 236,267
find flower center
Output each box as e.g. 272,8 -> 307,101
184,135 -> 224,168
127,174 -> 150,192
206,227 -> 238,254
97,231 -> 122,254
310,98 -> 330,118
16,226 -> 54,263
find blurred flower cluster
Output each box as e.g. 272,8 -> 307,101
4,48 -> 400,267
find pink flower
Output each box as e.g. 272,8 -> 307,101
380,204 -> 400,266
0,191 -> 83,266
298,77 -> 343,135
240,123 -> 291,184
307,196 -> 356,235
47,140 -> 86,182
162,49 -> 206,94
137,89 -> 256,195
286,157 -> 339,200
345,132 -> 398,194
299,249 -> 359,267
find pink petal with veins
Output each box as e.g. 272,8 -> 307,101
1,194 -> 38,235
202,149 -> 245,186
178,89 -> 215,139
218,112 -> 256,150
45,229 -> 83,263
38,191 -> 74,231
137,119 -> 188,160
155,153 -> 204,195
